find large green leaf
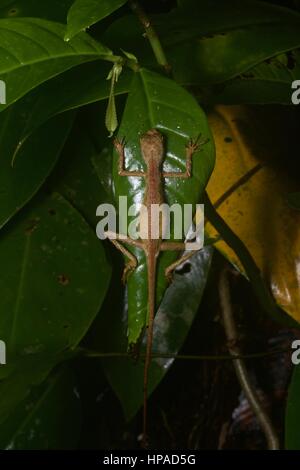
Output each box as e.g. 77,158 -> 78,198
0,365 -> 81,449
52,113 -> 113,228
285,364 -> 300,449
0,183 -> 108,423
112,68 -> 215,344
207,50 -> 300,105
98,247 -> 213,420
0,17 -> 111,110
168,24 -> 300,85
9,61 -> 131,157
0,109 -> 74,230
65,0 -> 128,41
0,192 -> 111,360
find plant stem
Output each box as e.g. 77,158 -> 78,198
219,267 -> 279,450
129,0 -> 171,73
80,348 -> 288,361
104,53 -> 140,72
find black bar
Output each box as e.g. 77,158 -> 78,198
0,450 -> 298,467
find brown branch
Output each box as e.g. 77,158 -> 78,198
219,267 -> 280,450
129,0 -> 171,74
80,349 -> 289,361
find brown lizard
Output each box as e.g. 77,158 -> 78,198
106,128 -> 207,447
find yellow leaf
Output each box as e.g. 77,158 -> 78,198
206,105 -> 300,323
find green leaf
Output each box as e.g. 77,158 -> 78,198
0,351 -> 74,425
51,114 -> 112,228
0,109 -> 74,230
7,62 -> 131,158
65,0 -> 127,41
0,0 -> 74,22
0,17 -> 112,110
209,50 -> 300,105
285,364 -> 300,449
157,0 -> 300,46
0,192 -> 111,360
0,365 -> 81,450
98,247 -> 213,420
113,68 -> 215,344
167,30 -> 300,86
105,62 -> 123,135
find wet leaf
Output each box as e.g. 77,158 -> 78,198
112,68 -> 215,344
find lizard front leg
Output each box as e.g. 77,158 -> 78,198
162,135 -> 208,178
114,138 -> 145,177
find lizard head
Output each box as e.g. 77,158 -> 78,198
140,129 -> 164,164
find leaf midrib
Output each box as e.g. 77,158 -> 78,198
0,52 -> 102,76
0,18 -> 109,75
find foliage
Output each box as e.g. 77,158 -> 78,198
0,0 -> 299,449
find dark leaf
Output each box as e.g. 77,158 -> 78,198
209,50 -> 300,105
0,110 -> 74,229
0,192 -> 111,360
285,363 -> 300,449
0,364 -> 81,449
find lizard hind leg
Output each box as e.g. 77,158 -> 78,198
106,233 -> 140,283
165,250 -> 197,283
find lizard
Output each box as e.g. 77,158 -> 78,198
106,128 -> 207,447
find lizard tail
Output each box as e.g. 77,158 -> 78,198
142,255 -> 156,448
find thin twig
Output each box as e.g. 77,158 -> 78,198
219,267 -> 279,450
129,0 -> 171,73
80,348 -> 289,361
